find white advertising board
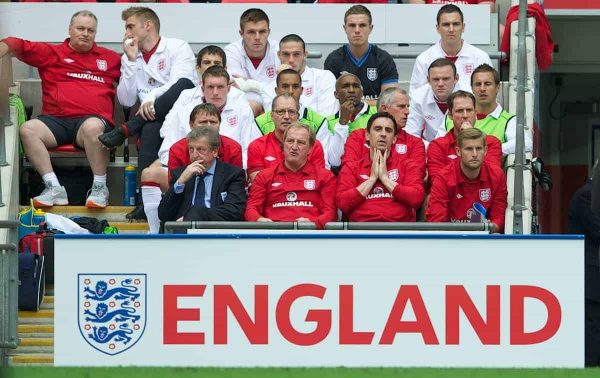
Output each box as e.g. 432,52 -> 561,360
54,233 -> 584,367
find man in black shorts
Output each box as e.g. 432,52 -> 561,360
324,5 -> 399,104
0,10 -> 121,208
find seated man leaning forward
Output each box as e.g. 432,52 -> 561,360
336,112 -> 425,222
245,122 -> 337,229
0,10 -> 121,208
426,128 -> 508,233
158,126 -> 246,224
142,103 -> 242,234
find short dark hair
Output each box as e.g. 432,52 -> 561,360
457,128 -> 486,148
276,68 -> 301,88
344,5 -> 372,25
240,8 -> 270,30
279,34 -> 306,51
428,58 -> 457,77
447,90 -> 476,114
202,65 -> 230,84
122,7 -> 160,34
189,103 -> 221,124
436,4 -> 464,25
366,112 -> 398,135
470,63 -> 500,87
187,126 -> 221,151
197,45 -> 226,68
284,122 -> 315,147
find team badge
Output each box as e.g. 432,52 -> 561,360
464,64 -> 473,75
266,65 -> 276,78
387,169 -> 399,182
157,58 -> 166,72
479,188 -> 491,202
286,192 -> 297,202
395,144 -> 407,154
366,68 -> 378,81
304,180 -> 316,190
227,116 -> 238,127
78,274 -> 146,356
96,59 -> 107,71
304,87 -> 313,96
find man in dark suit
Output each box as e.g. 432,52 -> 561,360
568,176 -> 600,366
158,126 -> 246,223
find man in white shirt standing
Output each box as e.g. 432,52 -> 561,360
405,58 -> 460,142
224,8 -> 279,116
260,34 -> 337,116
409,4 -> 491,95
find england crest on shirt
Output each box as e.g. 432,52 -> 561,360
464,64 -> 474,75
304,87 -> 313,97
157,58 -> 166,72
266,65 -> 276,79
78,274 -> 146,356
366,68 -> 378,81
387,169 -> 399,182
395,144 -> 407,155
479,188 -> 491,202
304,179 -> 316,190
96,59 -> 107,71
227,116 -> 238,127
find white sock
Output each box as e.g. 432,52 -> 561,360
142,185 -> 162,234
93,174 -> 107,185
42,172 -> 60,187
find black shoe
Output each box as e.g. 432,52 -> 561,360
125,203 -> 147,220
99,126 -> 127,149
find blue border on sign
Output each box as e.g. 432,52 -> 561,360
56,234 -> 584,240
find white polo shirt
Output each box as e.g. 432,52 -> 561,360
405,84 -> 451,142
117,37 -> 197,107
409,40 -> 492,95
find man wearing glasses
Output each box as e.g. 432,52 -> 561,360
247,93 -> 325,183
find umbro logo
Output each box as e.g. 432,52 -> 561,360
64,58 -> 74,63
272,182 -> 282,187
265,156 -> 276,161
456,193 -> 463,199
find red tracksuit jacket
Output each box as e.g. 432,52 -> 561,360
427,130 -> 503,186
336,150 -> 425,222
245,160 -> 337,229
426,159 -> 508,232
342,128 -> 426,179
247,132 -> 325,176
3,38 -> 121,125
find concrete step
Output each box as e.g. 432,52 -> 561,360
18,309 -> 54,324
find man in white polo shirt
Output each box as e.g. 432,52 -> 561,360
224,8 -> 279,116
260,34 -> 337,116
409,3 -> 491,95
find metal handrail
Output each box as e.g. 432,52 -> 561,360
0,221 -> 21,356
325,222 -> 490,232
164,221 -> 317,234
